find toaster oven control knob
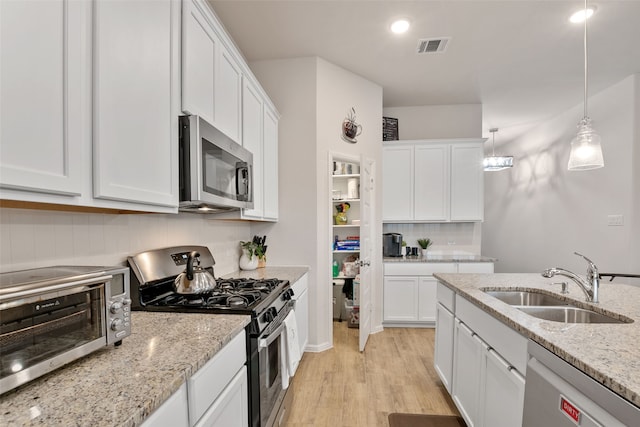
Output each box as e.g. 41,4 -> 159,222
110,302 -> 123,314
110,318 -> 124,331
123,298 -> 132,306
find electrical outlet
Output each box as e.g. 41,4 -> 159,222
607,214 -> 624,226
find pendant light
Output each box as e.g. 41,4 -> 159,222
483,128 -> 513,171
568,0 -> 604,171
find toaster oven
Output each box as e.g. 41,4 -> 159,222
0,266 -> 131,394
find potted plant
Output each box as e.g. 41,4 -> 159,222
252,235 -> 268,268
417,238 -> 433,257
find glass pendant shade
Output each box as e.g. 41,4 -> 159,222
568,118 -> 604,170
483,128 -> 513,171
483,156 -> 514,171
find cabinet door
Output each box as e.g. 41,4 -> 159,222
418,277 -> 438,322
195,367 -> 248,427
383,276 -> 419,321
450,143 -> 484,221
214,45 -> 242,143
481,349 -> 525,427
182,0 -> 217,123
291,274 -> 308,354
382,146 -> 413,221
141,383 -> 189,427
240,80 -> 263,219
414,145 -> 449,221
93,0 -> 179,208
0,0 -> 86,196
434,303 -> 455,393
262,107 -> 279,220
452,320 -> 483,427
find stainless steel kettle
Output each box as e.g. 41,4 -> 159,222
174,251 -> 216,294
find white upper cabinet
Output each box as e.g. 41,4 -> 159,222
92,0 -> 179,208
414,145 -> 449,221
0,0 -> 88,197
381,146 -> 413,221
182,0 -> 242,143
240,80 -> 263,219
450,144 -> 484,221
382,139 -> 485,222
262,106 -> 279,220
182,0 -> 217,124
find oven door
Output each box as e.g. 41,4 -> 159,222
258,322 -> 285,427
0,281 -> 107,393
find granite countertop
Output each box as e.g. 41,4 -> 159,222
0,312 -> 250,426
384,255 -> 497,263
433,273 -> 640,407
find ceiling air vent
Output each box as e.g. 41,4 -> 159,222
416,37 -> 451,54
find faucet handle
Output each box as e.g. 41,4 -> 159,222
574,252 -> 599,276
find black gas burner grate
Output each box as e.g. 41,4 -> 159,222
152,278 -> 283,309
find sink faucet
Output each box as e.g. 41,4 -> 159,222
541,252 -> 600,303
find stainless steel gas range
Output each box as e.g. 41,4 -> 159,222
127,245 -> 293,427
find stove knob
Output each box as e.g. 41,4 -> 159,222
110,318 -> 124,331
282,289 -> 294,301
269,307 -> 278,319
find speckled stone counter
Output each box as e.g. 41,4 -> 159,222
0,312 -> 250,426
221,265 -> 309,284
384,255 -> 497,263
433,273 -> 640,407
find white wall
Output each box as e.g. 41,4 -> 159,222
482,74 -> 640,284
382,104 -> 482,139
0,208 -> 251,275
250,57 -> 383,351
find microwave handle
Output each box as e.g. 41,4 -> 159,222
236,161 -> 251,200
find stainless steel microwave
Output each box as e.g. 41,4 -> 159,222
0,266 -> 131,394
179,115 -> 253,212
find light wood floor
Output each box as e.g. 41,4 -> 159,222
285,322 -> 459,426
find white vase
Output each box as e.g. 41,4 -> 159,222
421,248 -> 430,258
239,250 -> 258,271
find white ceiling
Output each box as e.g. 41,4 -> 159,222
209,0 -> 640,139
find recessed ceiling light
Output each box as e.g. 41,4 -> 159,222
390,19 -> 410,34
569,7 -> 595,23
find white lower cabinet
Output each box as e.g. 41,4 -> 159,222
434,302 -> 455,393
383,276 -> 419,322
143,330 -> 247,427
452,320 -> 484,427
383,262 -> 491,326
480,349 -> 525,427
142,383 -> 189,427
291,273 -> 309,354
194,367 -> 248,427
436,282 -> 527,427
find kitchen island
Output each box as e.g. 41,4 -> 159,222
434,273 -> 640,407
0,312 -> 250,426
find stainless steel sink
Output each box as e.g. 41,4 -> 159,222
484,290 -> 569,306
517,306 -> 631,324
482,289 -> 633,324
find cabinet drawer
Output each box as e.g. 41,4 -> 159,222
455,295 -> 527,374
457,263 -> 494,273
188,329 -> 246,425
437,282 -> 456,312
384,263 -> 456,276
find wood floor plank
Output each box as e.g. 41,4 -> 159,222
285,322 -> 459,426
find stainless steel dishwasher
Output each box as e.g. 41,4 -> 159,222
523,341 -> 640,426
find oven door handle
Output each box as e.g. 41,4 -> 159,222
259,322 -> 285,349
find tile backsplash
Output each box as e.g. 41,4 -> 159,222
0,208 -> 251,275
382,222 -> 482,255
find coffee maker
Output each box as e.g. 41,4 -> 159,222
383,233 -> 403,257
